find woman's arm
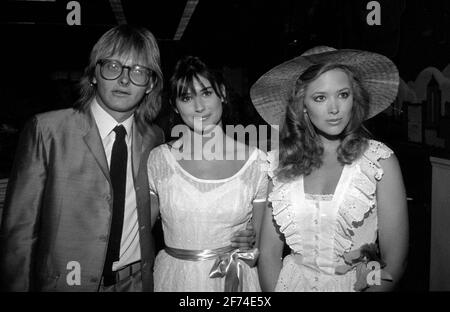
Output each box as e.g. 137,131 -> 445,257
368,153 -> 409,291
258,182 -> 285,291
231,151 -> 268,249
230,201 -> 265,249
150,193 -> 160,228
251,201 -> 266,248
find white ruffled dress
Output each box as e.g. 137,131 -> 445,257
268,140 -> 393,292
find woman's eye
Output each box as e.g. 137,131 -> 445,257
313,95 -> 326,102
339,92 -> 350,99
202,90 -> 212,97
180,95 -> 191,102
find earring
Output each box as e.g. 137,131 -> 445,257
304,110 -> 316,136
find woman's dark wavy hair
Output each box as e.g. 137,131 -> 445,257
168,56 -> 234,129
276,63 -> 371,182
75,25 -> 163,131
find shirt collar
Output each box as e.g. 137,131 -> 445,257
90,98 -> 134,140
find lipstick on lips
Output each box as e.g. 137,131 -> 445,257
326,117 -> 342,125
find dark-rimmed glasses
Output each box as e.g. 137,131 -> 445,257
97,59 -> 154,87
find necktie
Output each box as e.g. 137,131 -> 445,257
103,125 -> 127,286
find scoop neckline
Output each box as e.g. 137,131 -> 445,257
301,164 -> 349,202
162,144 -> 259,183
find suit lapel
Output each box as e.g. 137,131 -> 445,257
133,124 -> 156,292
132,124 -> 143,181
80,111 -> 111,184
133,122 -> 162,181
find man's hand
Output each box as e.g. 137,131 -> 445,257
231,222 -> 256,249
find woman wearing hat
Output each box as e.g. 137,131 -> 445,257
255,47 -> 409,291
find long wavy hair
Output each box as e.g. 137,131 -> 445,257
75,25 -> 163,131
276,63 -> 371,182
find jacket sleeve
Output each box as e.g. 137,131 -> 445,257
0,116 -> 48,291
154,124 -> 165,145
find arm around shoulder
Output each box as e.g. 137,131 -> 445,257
257,181 -> 284,291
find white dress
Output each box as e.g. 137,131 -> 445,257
268,140 -> 393,292
147,144 -> 268,292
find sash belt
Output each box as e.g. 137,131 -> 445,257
165,245 -> 259,292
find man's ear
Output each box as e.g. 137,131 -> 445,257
145,83 -> 154,94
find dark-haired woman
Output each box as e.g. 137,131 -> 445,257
147,56 -> 268,291
254,47 -> 408,292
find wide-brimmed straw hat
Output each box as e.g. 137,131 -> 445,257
250,46 -> 399,129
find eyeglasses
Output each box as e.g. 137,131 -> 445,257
97,59 -> 154,86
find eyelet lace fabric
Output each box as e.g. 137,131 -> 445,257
267,140 -> 393,291
147,144 -> 269,291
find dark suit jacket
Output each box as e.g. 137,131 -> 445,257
0,108 -> 164,291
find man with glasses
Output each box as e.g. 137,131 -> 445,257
0,25 -> 164,291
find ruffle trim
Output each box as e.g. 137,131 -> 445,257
266,141 -> 393,258
269,181 -> 304,255
267,150 -> 303,254
266,150 -> 279,179
334,140 -> 393,257
257,149 -> 270,174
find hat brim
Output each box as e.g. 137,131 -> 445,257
250,49 -> 399,129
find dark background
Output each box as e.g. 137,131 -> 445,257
1,0 -> 449,291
